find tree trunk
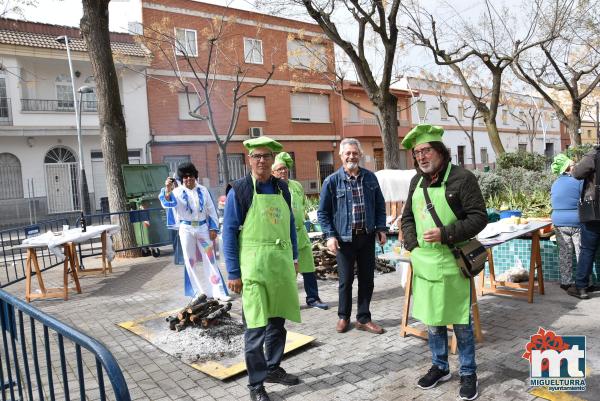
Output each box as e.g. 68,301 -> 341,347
217,142 -> 231,185
375,96 -> 401,169
482,118 -> 505,157
80,0 -> 139,257
568,101 -> 583,146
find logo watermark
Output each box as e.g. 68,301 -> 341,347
522,327 -> 586,392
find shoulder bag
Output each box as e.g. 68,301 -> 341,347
423,185 -> 487,279
578,150 -> 600,223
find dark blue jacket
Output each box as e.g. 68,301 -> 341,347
551,174 -> 583,227
317,166 -> 387,242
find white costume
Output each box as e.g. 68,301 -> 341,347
163,184 -> 228,299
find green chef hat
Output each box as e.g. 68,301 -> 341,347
401,124 -> 444,149
551,154 -> 572,176
273,151 -> 294,170
243,136 -> 283,153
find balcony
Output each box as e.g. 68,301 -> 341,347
342,117 -> 411,138
21,99 -> 98,113
0,98 -> 13,126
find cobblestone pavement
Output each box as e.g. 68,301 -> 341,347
4,252 -> 599,401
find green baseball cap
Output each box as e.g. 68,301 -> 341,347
401,124 -> 444,149
243,136 -> 283,153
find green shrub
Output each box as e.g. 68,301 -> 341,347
565,144 -> 595,162
472,170 -> 504,201
495,150 -> 548,171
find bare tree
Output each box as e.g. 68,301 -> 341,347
503,95 -> 544,152
403,0 -> 554,156
0,0 -> 37,18
140,15 -> 275,183
512,0 -> 600,146
256,0 -> 406,169
80,0 -> 138,256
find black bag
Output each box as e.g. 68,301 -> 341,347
423,186 -> 487,278
578,150 -> 600,223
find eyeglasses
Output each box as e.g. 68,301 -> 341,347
249,153 -> 273,161
273,166 -> 288,173
413,146 -> 434,158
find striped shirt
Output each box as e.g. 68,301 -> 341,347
347,171 -> 365,229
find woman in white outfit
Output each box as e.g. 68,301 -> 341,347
162,162 -> 230,301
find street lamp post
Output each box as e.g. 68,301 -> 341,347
56,35 -> 91,216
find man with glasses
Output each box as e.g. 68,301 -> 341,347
272,152 -> 328,310
162,162 -> 230,301
318,138 -> 387,335
222,137 -> 301,401
401,124 -> 487,400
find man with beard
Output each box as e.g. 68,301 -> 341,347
401,124 -> 487,400
318,138 -> 387,335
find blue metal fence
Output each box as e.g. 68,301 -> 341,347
0,289 -> 130,400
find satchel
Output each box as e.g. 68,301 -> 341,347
423,186 -> 487,279
578,149 -> 600,223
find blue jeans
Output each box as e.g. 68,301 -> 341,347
576,223 -> 600,289
302,272 -> 320,303
428,322 -> 476,376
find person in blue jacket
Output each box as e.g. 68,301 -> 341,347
551,154 -> 584,293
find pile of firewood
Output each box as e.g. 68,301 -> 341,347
312,239 -> 396,280
166,294 -> 232,332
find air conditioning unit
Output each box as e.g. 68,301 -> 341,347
249,127 -> 263,138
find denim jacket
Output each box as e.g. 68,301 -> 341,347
317,166 -> 387,242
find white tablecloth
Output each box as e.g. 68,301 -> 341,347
22,224 -> 121,261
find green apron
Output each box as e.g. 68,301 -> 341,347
238,178 -> 301,329
288,180 -> 315,274
410,163 -> 470,326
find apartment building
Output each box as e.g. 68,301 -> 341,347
403,77 -> 561,168
0,18 -> 151,226
142,0 -> 341,194
340,81 -> 415,170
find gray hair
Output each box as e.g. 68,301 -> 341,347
338,138 -> 364,155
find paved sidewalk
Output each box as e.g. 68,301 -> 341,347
4,252 -> 599,401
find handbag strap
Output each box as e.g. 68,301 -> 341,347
422,183 -> 461,254
580,149 -> 600,202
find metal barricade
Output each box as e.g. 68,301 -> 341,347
0,218 -> 69,288
0,289 -> 131,401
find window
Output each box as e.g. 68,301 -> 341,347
347,102 -> 360,122
0,153 -> 23,199
440,101 -> 448,120
480,148 -> 489,165
587,129 -> 593,138
175,28 -> 197,56
417,100 -> 426,120
457,105 -> 464,120
244,38 -> 263,64
247,96 -> 266,121
56,74 -> 74,111
518,143 -> 527,152
82,76 -> 97,112
290,93 -> 330,123
218,153 -> 246,184
163,155 -> 191,177
519,111 -> 526,126
457,146 -> 465,166
287,39 -> 327,71
502,109 -> 508,125
178,93 -> 201,120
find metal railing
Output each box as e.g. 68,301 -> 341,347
0,218 -> 69,288
0,97 -> 12,125
21,99 -> 97,113
0,289 -> 131,400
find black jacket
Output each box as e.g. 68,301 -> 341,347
226,174 -> 291,224
401,163 -> 487,251
571,148 -> 599,201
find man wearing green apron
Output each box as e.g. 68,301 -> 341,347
272,152 -> 329,310
401,125 -> 487,401
222,137 -> 301,401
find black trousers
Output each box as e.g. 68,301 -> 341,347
244,316 -> 286,389
336,232 -> 376,324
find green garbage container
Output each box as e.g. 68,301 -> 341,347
122,164 -> 171,256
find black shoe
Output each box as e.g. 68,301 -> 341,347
567,286 -> 590,300
560,284 -> 573,291
417,365 -> 451,389
459,374 -> 478,400
586,284 -> 600,293
265,367 -> 300,385
249,386 -> 270,401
